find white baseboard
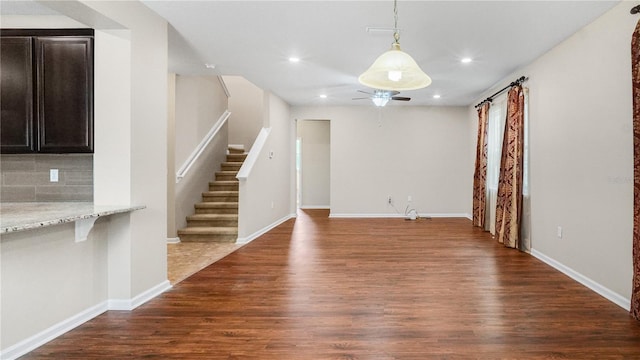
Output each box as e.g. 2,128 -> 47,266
1,280 -> 173,359
329,212 -> 471,219
108,280 -> 172,311
236,213 -> 296,244
0,301 -> 109,360
166,237 -> 180,244
531,249 -> 630,311
422,213 -> 471,218
299,205 -> 330,209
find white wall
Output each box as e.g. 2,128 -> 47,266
291,106 -> 472,217
237,92 -> 294,241
470,2 -> 635,307
223,76 -> 264,152
173,121 -> 229,236
167,73 -> 177,238
170,76 -> 229,237
94,30 -> 132,207
174,76 -> 228,168
1,220 -> 109,352
297,120 -> 330,208
80,0 -> 169,298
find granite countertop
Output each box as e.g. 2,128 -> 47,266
0,202 -> 145,234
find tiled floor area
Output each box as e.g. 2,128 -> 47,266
167,241 -> 242,284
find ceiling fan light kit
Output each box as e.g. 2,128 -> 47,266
352,89 -> 411,107
358,0 -> 431,92
372,97 -> 390,107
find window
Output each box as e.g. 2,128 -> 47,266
483,88 -> 529,242
486,95 -> 507,192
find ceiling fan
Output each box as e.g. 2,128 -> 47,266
352,89 -> 411,107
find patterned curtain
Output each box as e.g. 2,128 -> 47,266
472,103 -> 490,228
494,86 -> 524,249
631,18 -> 640,320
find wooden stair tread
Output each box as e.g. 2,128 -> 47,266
221,163 -> 243,168
195,202 -> 238,208
210,181 -> 238,185
178,227 -> 238,235
215,173 -> 239,180
228,145 -> 245,154
187,214 -> 238,220
202,190 -> 238,195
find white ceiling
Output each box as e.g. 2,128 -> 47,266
2,0 -> 621,106
141,0 -> 619,107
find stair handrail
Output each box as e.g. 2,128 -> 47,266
218,75 -> 230,98
176,110 -> 231,183
236,127 -> 270,181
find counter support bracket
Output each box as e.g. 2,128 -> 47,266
75,217 -> 98,242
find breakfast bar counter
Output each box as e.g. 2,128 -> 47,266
0,202 -> 145,235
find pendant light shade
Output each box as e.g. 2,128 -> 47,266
358,0 -> 431,91
358,43 -> 432,91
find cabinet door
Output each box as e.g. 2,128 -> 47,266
0,37 -> 35,153
36,36 -> 93,153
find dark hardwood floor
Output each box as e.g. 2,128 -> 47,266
22,210 -> 640,359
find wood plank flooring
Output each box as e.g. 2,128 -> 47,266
22,210 -> 640,359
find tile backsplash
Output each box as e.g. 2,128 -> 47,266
0,154 -> 93,202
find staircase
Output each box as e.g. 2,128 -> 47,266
177,146 -> 246,242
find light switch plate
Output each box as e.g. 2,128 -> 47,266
50,169 -> 59,182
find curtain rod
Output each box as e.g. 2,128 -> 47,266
474,76 -> 528,109
631,5 -> 640,14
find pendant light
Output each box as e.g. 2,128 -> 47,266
358,0 -> 432,91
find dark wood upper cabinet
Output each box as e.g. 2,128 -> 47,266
0,37 -> 34,153
36,36 -> 93,153
0,29 -> 94,154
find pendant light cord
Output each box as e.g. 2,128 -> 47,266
393,0 -> 400,44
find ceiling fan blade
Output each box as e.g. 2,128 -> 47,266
391,96 -> 411,101
357,90 -> 374,95
352,97 -> 370,100
388,90 -> 401,96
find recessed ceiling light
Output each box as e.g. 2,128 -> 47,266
288,57 -> 300,63
319,94 -> 327,99
205,63 -> 216,69
433,94 -> 441,99
461,58 -> 473,64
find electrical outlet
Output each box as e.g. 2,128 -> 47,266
271,201 -> 275,209
388,196 -> 392,204
408,195 -> 412,202
557,226 -> 563,239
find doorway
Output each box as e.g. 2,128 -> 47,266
296,120 -> 330,210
